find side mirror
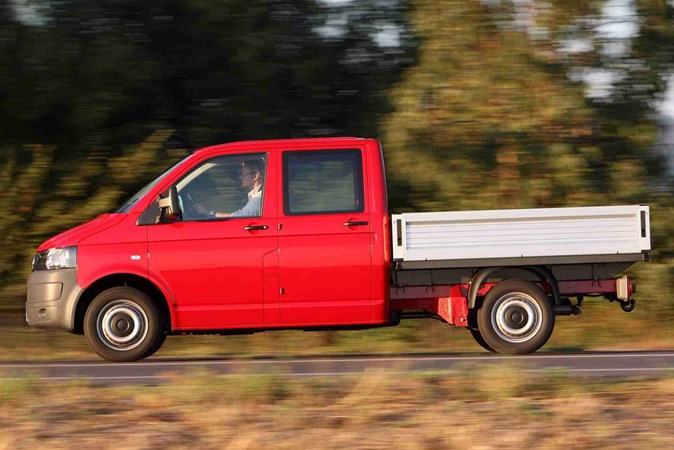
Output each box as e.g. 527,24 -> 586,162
157,186 -> 182,220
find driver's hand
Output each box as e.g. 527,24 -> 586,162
194,203 -> 210,215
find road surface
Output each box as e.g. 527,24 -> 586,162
2,351 -> 674,384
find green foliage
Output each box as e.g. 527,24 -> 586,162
0,131 -> 184,287
2,0 -> 674,328
381,0 -> 661,213
379,0 -> 674,327
0,0 -> 412,293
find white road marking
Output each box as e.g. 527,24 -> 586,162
2,366 -> 674,382
2,352 -> 674,369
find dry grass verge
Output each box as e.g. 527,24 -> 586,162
2,367 -> 674,449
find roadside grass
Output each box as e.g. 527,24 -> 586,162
1,297 -> 673,361
2,367 -> 674,448
0,286 -> 24,310
0,320 -> 483,361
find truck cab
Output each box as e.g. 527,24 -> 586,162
26,138 -> 391,361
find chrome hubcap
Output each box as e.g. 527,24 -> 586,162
97,300 -> 148,351
491,292 -> 542,343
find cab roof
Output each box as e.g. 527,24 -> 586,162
192,137 -> 373,156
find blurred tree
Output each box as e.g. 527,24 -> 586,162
9,0 -> 414,150
0,0 -> 415,290
0,131 -> 184,286
381,0 -> 670,212
382,1 -> 599,211
380,0 -> 674,321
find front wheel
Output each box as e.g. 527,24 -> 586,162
476,279 -> 555,355
84,287 -> 165,362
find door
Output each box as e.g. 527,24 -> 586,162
147,151 -> 278,330
278,148 -> 373,325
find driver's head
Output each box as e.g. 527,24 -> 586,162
239,160 -> 264,190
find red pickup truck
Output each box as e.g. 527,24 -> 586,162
26,137 -> 650,361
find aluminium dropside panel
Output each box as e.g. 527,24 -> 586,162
391,205 -> 650,265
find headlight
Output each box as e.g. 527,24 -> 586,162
32,247 -> 77,271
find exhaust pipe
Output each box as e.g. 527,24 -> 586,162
554,304 -> 583,316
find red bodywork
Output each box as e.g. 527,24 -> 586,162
40,137 -> 630,332
43,138 -> 390,331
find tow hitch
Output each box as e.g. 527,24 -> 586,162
618,298 -> 636,313
608,297 -> 636,312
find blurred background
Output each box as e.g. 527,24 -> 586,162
2,0 -> 674,349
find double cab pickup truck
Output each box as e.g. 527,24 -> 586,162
26,137 -> 651,361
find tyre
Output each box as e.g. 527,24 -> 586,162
476,279 -> 554,355
84,287 -> 166,362
469,328 -> 496,353
467,309 -> 496,353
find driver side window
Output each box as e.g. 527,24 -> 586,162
176,153 -> 267,221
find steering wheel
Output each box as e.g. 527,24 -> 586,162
180,191 -> 209,219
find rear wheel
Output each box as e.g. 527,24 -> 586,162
476,279 -> 554,355
468,310 -> 496,353
84,287 -> 165,362
469,328 -> 496,353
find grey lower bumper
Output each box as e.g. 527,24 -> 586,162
26,269 -> 83,332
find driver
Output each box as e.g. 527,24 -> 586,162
195,160 -> 264,218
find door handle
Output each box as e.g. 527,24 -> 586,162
344,221 -> 368,227
244,225 -> 269,231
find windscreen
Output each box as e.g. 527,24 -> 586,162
115,154 -> 194,213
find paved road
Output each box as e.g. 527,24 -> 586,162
2,351 -> 674,384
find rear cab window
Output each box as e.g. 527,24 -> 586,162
282,150 -> 364,216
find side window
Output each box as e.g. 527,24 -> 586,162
283,150 -> 364,215
175,153 -> 267,221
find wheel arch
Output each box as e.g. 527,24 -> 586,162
468,266 -> 561,309
74,273 -> 173,334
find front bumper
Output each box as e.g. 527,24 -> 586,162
26,268 -> 83,332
